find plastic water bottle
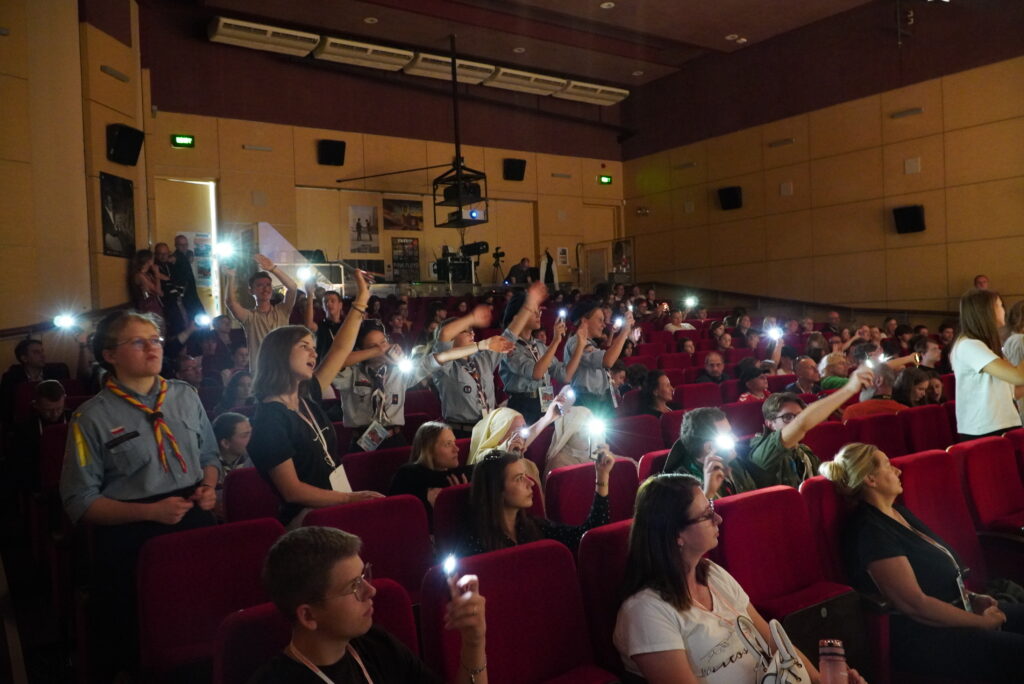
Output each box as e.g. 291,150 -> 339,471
818,639 -> 849,684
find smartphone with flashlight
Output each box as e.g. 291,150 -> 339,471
386,345 -> 404,364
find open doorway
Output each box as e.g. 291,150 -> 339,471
152,178 -> 221,314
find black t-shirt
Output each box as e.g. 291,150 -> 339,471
315,320 -> 343,364
695,371 -> 726,384
389,462 -> 475,523
843,502 -> 964,606
249,397 -> 338,525
248,626 -> 439,684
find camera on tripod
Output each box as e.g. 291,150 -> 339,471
492,247 -> 506,263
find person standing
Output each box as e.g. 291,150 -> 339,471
170,234 -> 206,321
225,253 -> 299,371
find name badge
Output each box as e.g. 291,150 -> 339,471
357,421 -> 390,452
538,384 -> 555,413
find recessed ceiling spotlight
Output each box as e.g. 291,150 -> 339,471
725,34 -> 739,41
513,46 -> 526,54
736,37 -> 748,45
600,2 -> 616,9
363,16 -> 379,24
632,70 -> 644,77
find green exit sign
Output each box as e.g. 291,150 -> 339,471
170,134 -> 195,148
597,174 -> 613,185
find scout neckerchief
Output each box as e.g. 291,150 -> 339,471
104,376 -> 187,473
458,354 -> 490,415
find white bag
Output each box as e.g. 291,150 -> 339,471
736,614 -> 809,684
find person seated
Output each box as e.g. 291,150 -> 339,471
912,324 -> 929,338
614,474 -> 860,684
881,316 -> 899,339
455,449 -> 613,556
210,411 -> 253,517
715,332 -> 733,354
466,401 -> 566,484
784,318 -> 801,336
0,338 -> 67,426
665,408 -> 764,499
8,379 -> 67,493
913,335 -> 943,380
882,324 -> 914,357
737,365 -> 771,403
195,330 -> 232,377
820,443 -> 1024,682
609,361 -> 627,398
622,362 -> 648,395
695,352 -> 727,384
749,366 -> 873,488
801,316 -> 816,334
824,310 -> 843,336
892,367 -> 931,408
679,338 -> 697,355
251,526 -> 487,684
174,354 -> 220,391
768,344 -> 797,374
732,314 -> 753,344
785,356 -> 822,395
706,321 -> 726,344
389,421 -> 473,521
621,339 -> 637,359
743,330 -> 761,354
543,405 -> 628,476
212,369 -> 255,417
640,369 -> 676,417
220,345 -> 250,387
818,351 -> 851,390
842,364 -> 905,421
804,331 -> 829,363
663,309 -> 696,332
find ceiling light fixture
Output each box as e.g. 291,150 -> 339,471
363,17 -> 378,24
736,37 -> 748,45
599,2 -> 616,9
725,34 -> 739,41
512,47 -> 526,54
632,70 -> 644,77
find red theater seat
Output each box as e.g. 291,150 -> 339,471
940,373 -> 956,401
638,449 -> 669,482
658,352 -> 693,369
578,520 -> 632,675
626,355 -> 657,370
340,444 -> 413,493
223,467 -> 281,523
618,388 -> 642,417
899,404 -> 954,452
720,400 -> 764,440
726,348 -> 754,363
545,458 -> 638,526
845,413 -> 908,458
949,437 -> 1024,536
767,374 -> 797,393
659,409 -> 686,447
1006,428 -> 1024,479
720,379 -> 741,403
606,415 -> 663,461
801,421 -> 852,463
433,480 -> 545,554
526,423 -> 555,476
673,383 -> 721,410
406,388 -> 442,418
663,368 -> 686,388
636,343 -> 663,357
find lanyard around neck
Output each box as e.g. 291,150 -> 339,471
287,642 -> 373,684
294,399 -> 335,468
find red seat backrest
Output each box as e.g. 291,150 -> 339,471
545,458 -> 638,526
405,388 -> 441,417
658,352 -> 693,369
693,350 -> 712,365
433,479 -> 545,554
663,368 -> 686,388
39,423 -> 69,491
636,343 -> 663,357
138,518 -> 286,672
799,476 -> 853,584
720,379 -> 742,403
940,373 -> 956,401
578,520 -> 633,675
899,404 -> 954,453
801,421 -> 852,463
1006,428 -> 1024,480
618,388 -> 642,417
726,348 -> 754,363
845,413 -> 908,458
767,374 -> 797,393
607,414 -> 664,461
721,400 -> 764,438
944,399 -> 957,436
455,437 -> 471,465
638,449 -> 670,482
949,437 -> 1024,532
304,495 -> 434,600
340,444 -> 413,493
332,422 -> 354,457
647,330 -> 673,350
525,423 -> 554,475
683,366 -> 704,383
660,409 -> 687,447
674,383 -> 721,410
223,467 -> 282,523
420,541 -> 606,684
626,355 -> 657,370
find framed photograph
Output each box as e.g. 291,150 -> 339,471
382,198 -> 424,231
100,172 -> 135,257
348,205 -> 379,253
557,247 -> 569,266
391,237 -> 420,282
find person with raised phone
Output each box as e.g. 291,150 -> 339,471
303,274 -> 347,363
251,526 -> 488,683
224,253 -> 299,371
565,301 -> 634,417
500,282 -> 586,424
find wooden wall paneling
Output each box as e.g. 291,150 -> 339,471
813,250 -> 887,304
709,217 -> 765,266
80,23 -> 137,118
946,177 -> 1024,243
361,134 -> 428,194
0,245 -> 39,326
670,184 -> 709,229
946,236 -> 1024,297
761,115 -> 810,170
811,199 -> 886,256
146,112 -> 220,173
668,141 -> 708,189
885,244 -> 947,301
580,158 -> 622,201
944,117 -> 1024,187
296,187 -> 343,262
808,95 -> 882,158
218,118 -> 294,176
635,230 -> 676,274
0,160 -> 34,247
763,257 -> 815,301
624,190 -> 672,235
711,262 -> 768,297
763,162 -> 811,215
536,153 -> 583,197
809,148 -> 884,206
764,210 -> 813,261
623,150 -> 670,199
0,0 -> 28,79
706,171 -> 764,223
84,100 -> 140,179
294,127 -> 365,190
674,226 -> 711,270
219,171 -> 297,231
882,134 -> 945,196
0,74 -> 31,162
483,147 -> 538,195
675,267 -> 713,290
581,203 -> 617,244
942,56 -> 1024,131
883,189 -> 948,249
705,127 -> 762,181
880,79 -> 944,144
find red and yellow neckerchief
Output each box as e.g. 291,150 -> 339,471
104,376 -> 188,473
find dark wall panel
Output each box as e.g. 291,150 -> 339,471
79,0 -> 132,47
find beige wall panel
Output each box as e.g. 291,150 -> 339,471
635,231 -> 676,274
813,250 -> 886,303
944,117 -> 1024,187
0,245 -> 38,327
581,204 -> 617,244
293,127 -> 365,190
762,115 -> 810,169
710,217 -> 764,266
809,95 -> 881,158
362,134 -> 428,194
811,199 -> 885,256
80,24 -> 137,118
809,148 -> 884,206
0,0 -> 28,78
580,158 -> 622,201
764,210 -> 813,261
763,163 -> 811,215
670,184 -> 709,229
624,191 -> 672,235
711,263 -> 768,296
947,237 -> 1024,297
537,194 -> 584,244
880,79 -> 944,143
946,176 -> 1024,243
623,150 -> 670,198
883,299 -> 952,312
217,118 -> 294,176
763,258 -> 815,301
885,244 -> 947,301
707,172 -> 764,224
146,112 -> 220,172
38,248 -> 91,314
668,142 -> 708,189
883,134 -> 945,196
943,56 -> 1024,131
536,153 -> 584,197
487,189 -> 538,202
93,253 -> 130,308
675,267 -> 713,290
0,74 -> 31,162
706,127 -> 762,181
483,148 -> 537,195
883,190 -> 947,249
0,160 -> 33,247
219,171 -> 297,227
491,200 -> 536,264
84,100 -> 138,179
153,178 -> 215,245
674,226 -> 711,270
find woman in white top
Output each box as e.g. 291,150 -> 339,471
614,474 -> 863,684
951,289 -> 1024,439
1001,300 -> 1024,424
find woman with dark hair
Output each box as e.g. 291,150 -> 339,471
640,369 -> 675,417
212,370 -> 255,416
129,249 -> 165,318
951,288 -> 1024,439
621,338 -> 636,358
882,324 -> 914,357
455,450 -> 613,556
706,321 -> 725,343
389,421 -> 473,519
614,474 -> 834,683
821,443 -> 1024,681
892,367 -> 930,408
882,316 -> 899,339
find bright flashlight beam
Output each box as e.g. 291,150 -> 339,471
53,314 -> 77,329
297,267 -> 312,281
398,358 -> 413,373
443,554 -> 457,577
588,418 -> 606,436
558,309 -> 567,319
194,314 -> 212,327
714,434 -> 736,451
768,327 -> 783,341
685,296 -> 697,308
213,242 -> 235,258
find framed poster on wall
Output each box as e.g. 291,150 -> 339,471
100,172 -> 136,257
391,237 -> 420,282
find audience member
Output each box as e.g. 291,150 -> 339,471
882,316 -> 899,339
733,315 -> 753,344
622,363 -> 648,395
389,421 -> 473,521
467,401 -> 563,468
663,309 -> 695,332
913,336 -> 942,380
251,526 -> 487,684
220,345 -> 250,386
785,357 -> 822,394
608,361 -> 627,396
679,338 -> 697,355
893,367 -> 931,408
153,242 -> 186,335
170,234 -> 206,321
842,363 -> 904,421
640,369 -> 675,417
212,411 -> 253,482
621,339 -> 637,358
882,324 -> 914,357
225,254 -> 299,370
821,443 -> 1023,681
818,351 -> 850,390
212,369 -> 254,416
1002,300 -> 1024,423
706,321 -> 725,343
507,257 -> 532,284
129,249 -> 164,318
800,316 -> 816,334
695,352 -> 727,384
737,365 -> 771,403
0,338 -> 66,425
824,310 -> 842,335
8,380 -> 66,492
804,331 -> 828,363
303,282 -> 345,362
543,405 -> 625,476
973,273 -> 990,290
565,302 -> 633,417
665,408 -> 764,499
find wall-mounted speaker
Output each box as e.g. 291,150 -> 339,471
503,158 -> 527,181
717,186 -> 743,211
106,124 -> 144,166
317,139 -> 346,166
893,205 -> 926,234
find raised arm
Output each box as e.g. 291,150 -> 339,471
439,305 -> 492,343
432,335 -> 514,364
506,282 -> 547,340
222,268 -> 250,323
531,320 -> 565,380
562,325 -> 588,382
602,311 -> 634,369
314,271 -> 370,394
303,276 -> 319,333
779,366 -> 873,448
254,254 -> 298,310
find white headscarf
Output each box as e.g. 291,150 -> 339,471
545,406 -> 604,475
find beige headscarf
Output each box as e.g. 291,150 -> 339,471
545,406 -> 599,474
468,408 -> 522,465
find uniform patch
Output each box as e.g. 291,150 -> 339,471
110,426 -> 126,435
463,386 -> 472,393
391,393 -> 399,405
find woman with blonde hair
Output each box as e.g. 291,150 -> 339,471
951,288 -> 1024,439
820,443 -> 1024,681
389,421 -> 473,520
818,351 -> 850,390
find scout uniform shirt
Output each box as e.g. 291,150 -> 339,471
563,334 -> 613,398
498,329 -> 568,395
431,340 -> 501,425
60,378 -> 219,524
333,354 -> 441,428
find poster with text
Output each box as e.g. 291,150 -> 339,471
192,232 -> 212,286
100,172 -> 135,258
349,205 -> 379,253
382,198 -> 424,231
391,237 -> 420,282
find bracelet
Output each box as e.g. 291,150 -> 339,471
351,305 -> 367,315
461,660 -> 486,684
595,480 -> 609,487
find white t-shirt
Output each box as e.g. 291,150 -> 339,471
665,323 -> 697,332
951,337 -> 1021,435
1002,333 -> 1024,423
614,562 -> 757,683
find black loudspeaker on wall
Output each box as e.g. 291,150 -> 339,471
892,205 -> 926,234
106,124 -> 144,166
717,186 -> 743,211
503,158 -> 527,181
317,139 -> 346,166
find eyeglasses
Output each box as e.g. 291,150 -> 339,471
114,336 -> 165,351
686,500 -> 717,526
334,563 -> 373,602
772,412 -> 800,424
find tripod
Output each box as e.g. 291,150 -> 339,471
490,257 -> 505,284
